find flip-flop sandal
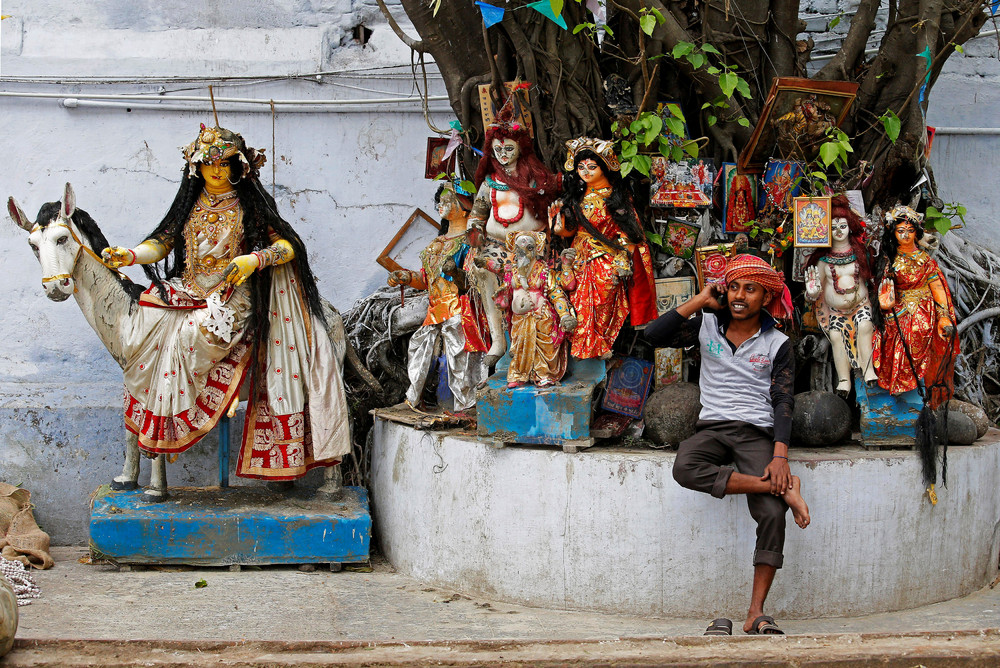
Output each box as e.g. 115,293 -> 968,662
703,618 -> 733,636
747,614 -> 784,635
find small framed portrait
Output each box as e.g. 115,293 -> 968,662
425,137 -> 455,180
722,162 -> 756,234
654,277 -> 697,315
793,196 -> 832,248
694,243 -> 735,291
654,348 -> 683,389
376,208 -> 440,273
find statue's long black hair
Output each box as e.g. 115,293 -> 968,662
560,150 -> 644,251
141,152 -> 325,380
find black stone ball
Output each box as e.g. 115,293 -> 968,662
792,390 -> 852,447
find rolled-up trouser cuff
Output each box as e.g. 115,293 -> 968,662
711,465 -> 734,498
754,548 -> 783,569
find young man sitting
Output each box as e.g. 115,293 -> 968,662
645,255 -> 810,635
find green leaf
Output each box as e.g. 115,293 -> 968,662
686,52 -> 706,69
839,139 -> 853,153
572,23 -> 591,34
955,44 -> 964,54
650,7 -> 665,24
620,161 -> 633,177
602,24 -> 614,37
640,14 -> 656,35
819,142 -> 840,168
719,71 -> 738,98
459,180 -> 476,193
669,145 -> 683,162
551,0 -> 564,18
737,117 -> 750,127
611,121 -> 619,132
630,119 -> 644,134
681,140 -> 699,159
701,43 -> 721,55
925,206 -> 941,218
809,171 -> 828,181
195,579 -> 208,589
644,115 -> 663,143
706,66 -> 721,75
672,41 -> 695,58
666,103 -> 684,119
621,140 -> 638,159
933,216 -> 952,235
828,15 -> 841,29
750,228 -> 759,238
735,78 -> 751,99
633,154 -> 652,176
707,114 -> 717,126
881,110 -> 901,143
645,230 -> 663,247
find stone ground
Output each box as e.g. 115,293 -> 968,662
2,547 -> 999,665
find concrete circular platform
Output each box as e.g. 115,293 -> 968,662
371,420 -> 1000,619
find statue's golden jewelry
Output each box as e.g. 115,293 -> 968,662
563,137 -> 620,172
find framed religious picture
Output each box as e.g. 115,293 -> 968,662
654,277 -> 697,315
791,247 -> 818,282
653,214 -> 700,259
478,82 -> 534,137
424,137 -> 455,180
601,357 -> 654,419
654,348 -> 683,389
722,162 -> 756,234
650,157 -> 713,208
793,196 -> 832,248
759,159 -> 803,211
738,77 -> 859,174
376,208 -> 440,273
694,243 -> 735,290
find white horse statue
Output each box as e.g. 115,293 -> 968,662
8,183 -> 377,501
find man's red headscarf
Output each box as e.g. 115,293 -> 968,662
724,254 -> 793,319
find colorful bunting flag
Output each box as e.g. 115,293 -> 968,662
527,0 -> 568,29
475,1 -> 506,28
443,129 -> 462,159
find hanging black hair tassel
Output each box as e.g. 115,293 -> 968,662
915,399 -> 938,487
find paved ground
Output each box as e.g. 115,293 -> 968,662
2,546 -> 999,665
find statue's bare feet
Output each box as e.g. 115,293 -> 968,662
835,379 -> 851,396
782,476 -> 810,529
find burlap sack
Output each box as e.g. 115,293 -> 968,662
0,484 -> 53,570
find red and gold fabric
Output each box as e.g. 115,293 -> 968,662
560,190 -> 657,359
873,250 -> 959,408
497,261 -> 571,385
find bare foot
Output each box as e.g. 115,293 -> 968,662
782,475 -> 810,529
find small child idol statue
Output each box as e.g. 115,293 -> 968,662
387,185 -> 485,411
494,230 -> 577,388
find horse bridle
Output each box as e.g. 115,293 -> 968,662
34,219 -> 125,286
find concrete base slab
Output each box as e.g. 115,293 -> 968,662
89,486 -> 370,566
372,419 -> 1000,618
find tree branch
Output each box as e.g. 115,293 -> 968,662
816,0 -> 882,81
375,0 -> 426,52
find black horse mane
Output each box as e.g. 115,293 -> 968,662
36,201 -> 146,301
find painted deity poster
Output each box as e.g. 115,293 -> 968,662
655,277 -> 697,315
694,243 -> 735,290
759,159 -> 803,210
722,162 -> 757,234
793,197 -> 832,247
654,348 -> 683,389
657,217 -> 700,259
602,357 -> 654,419
651,157 -> 714,208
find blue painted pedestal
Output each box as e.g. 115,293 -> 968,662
90,486 -> 371,567
855,376 -> 921,448
477,357 -> 606,452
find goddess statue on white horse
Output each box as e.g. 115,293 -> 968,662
8,124 -> 368,501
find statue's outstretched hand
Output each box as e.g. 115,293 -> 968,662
102,246 -> 135,269
804,265 -> 821,301
878,278 -> 895,311
222,254 -> 261,288
387,270 -> 412,287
